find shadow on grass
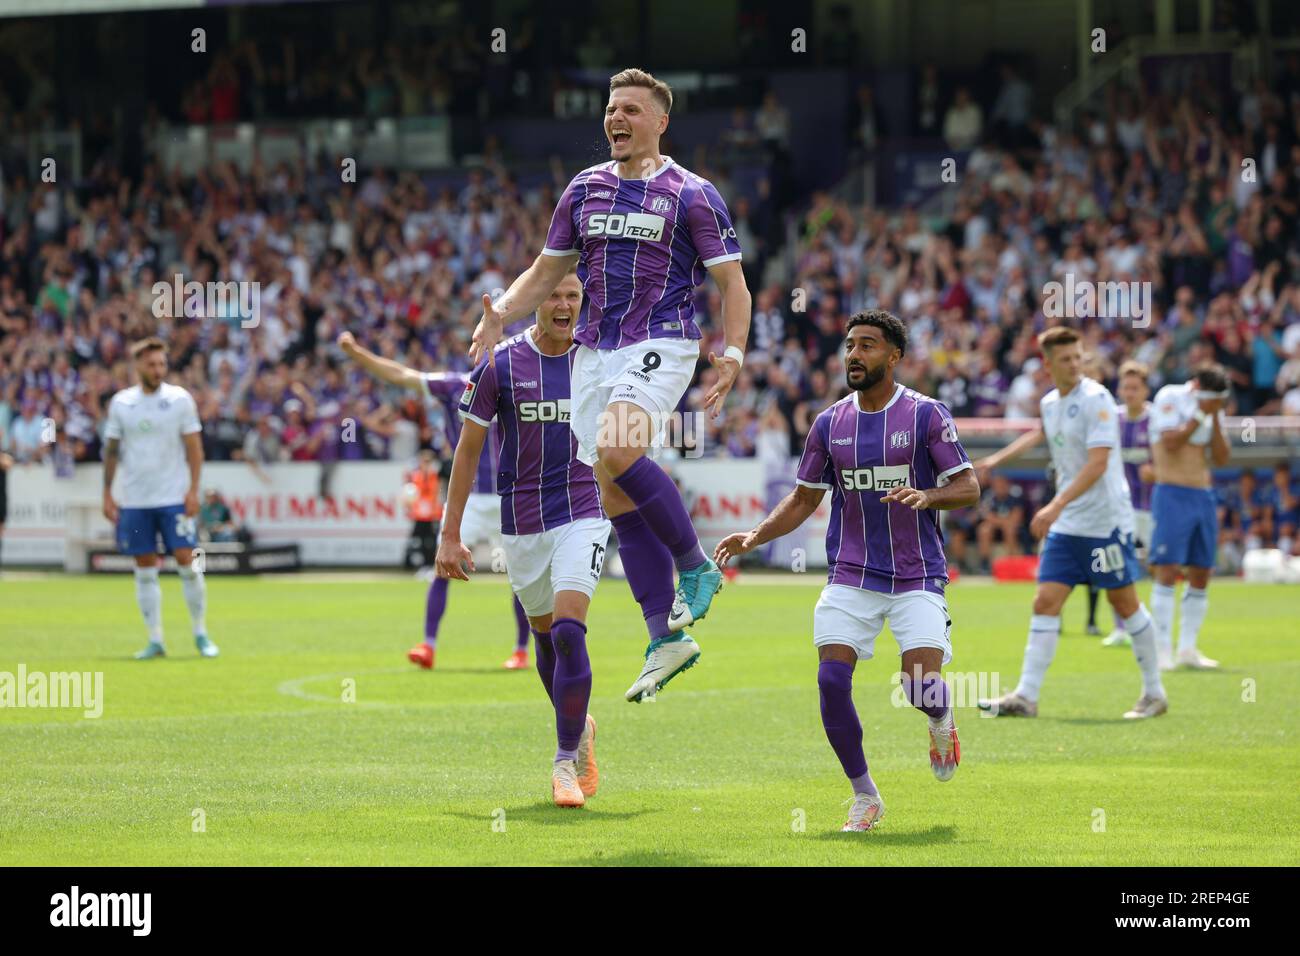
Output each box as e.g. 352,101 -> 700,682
443,802 -> 656,828
564,849 -> 712,866
815,823 -> 957,846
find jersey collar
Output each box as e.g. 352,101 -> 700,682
853,382 -> 904,414
612,155 -> 675,181
526,324 -> 576,356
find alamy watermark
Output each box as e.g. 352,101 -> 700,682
596,404 -> 706,459
889,669 -> 1001,716
0,665 -> 103,718
1042,273 -> 1151,328
152,273 -> 260,328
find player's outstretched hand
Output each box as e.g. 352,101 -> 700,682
704,352 -> 741,420
337,331 -> 357,355
714,530 -> 758,568
881,486 -> 931,510
470,293 -> 504,367
435,536 -> 474,581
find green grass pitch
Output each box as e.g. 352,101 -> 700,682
1,572 -> 1296,866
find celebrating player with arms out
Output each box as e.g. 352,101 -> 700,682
976,327 -> 1167,720
715,312 -> 979,832
103,338 -> 216,659
441,271 -> 611,808
470,68 -> 752,703
1147,363 -> 1232,670
337,332 -> 531,671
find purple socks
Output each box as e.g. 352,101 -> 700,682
513,596 -> 529,651
818,660 -> 877,795
902,674 -> 950,721
425,579 -> 531,653
611,510 -> 676,640
423,576 -> 449,648
612,456 -> 707,572
550,618 -> 591,762
533,629 -> 556,703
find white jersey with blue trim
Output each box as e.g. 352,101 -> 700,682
104,382 -> 201,509
1040,377 -> 1135,539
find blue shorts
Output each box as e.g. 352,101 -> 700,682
116,505 -> 197,556
1150,483 -> 1217,568
1038,528 -> 1141,589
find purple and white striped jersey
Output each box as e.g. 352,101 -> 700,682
542,157 -> 742,350
796,384 -> 973,594
459,329 -> 603,536
423,373 -> 499,495
1118,402 -> 1153,512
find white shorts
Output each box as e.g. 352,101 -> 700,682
813,585 -> 953,664
502,516 -> 612,617
459,493 -> 501,549
1134,509 -> 1153,556
570,338 -> 700,466
438,493 -> 503,567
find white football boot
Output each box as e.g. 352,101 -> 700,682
842,792 -> 885,832
625,634 -> 701,702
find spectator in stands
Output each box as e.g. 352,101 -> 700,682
199,489 -> 238,543
1268,462 -> 1298,555
943,87 -> 983,151
974,473 -> 1027,574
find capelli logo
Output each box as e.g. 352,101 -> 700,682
50,886 -> 151,936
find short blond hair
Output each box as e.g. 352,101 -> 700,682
1118,359 -> 1149,380
609,68 -> 673,114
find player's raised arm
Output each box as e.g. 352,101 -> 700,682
715,483 -> 825,567
434,419 -> 487,582
703,259 -> 753,418
469,253 -> 573,366
337,332 -> 425,391
974,423 -> 1043,476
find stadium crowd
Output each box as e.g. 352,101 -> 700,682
2,57 -> 1299,563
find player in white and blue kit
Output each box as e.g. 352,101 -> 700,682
1148,364 -> 1232,670
103,337 -> 216,659
976,328 -> 1166,719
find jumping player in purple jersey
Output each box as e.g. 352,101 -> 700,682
439,271 -> 611,808
714,312 -> 980,832
336,333 -> 530,671
469,68 -> 752,703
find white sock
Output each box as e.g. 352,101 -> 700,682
1149,582 -> 1176,656
1014,614 -> 1060,702
178,564 -> 208,637
1280,536 -> 1293,556
134,566 -> 163,644
1123,604 -> 1164,699
1179,586 -> 1208,654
